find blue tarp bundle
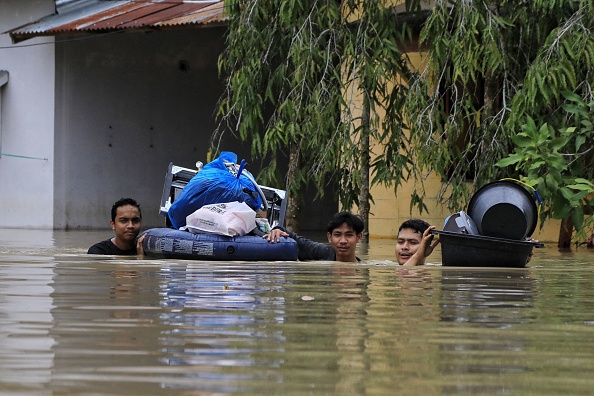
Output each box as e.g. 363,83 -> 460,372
168,152 -> 263,229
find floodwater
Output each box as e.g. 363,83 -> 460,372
1,229 -> 593,395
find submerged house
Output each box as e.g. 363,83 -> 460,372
0,0 -> 229,229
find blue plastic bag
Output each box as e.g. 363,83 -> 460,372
168,152 -> 263,229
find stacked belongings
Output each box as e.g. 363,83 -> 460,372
167,151 -> 268,236
435,180 -> 544,267
140,151 -> 299,261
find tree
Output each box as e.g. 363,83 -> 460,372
216,0 -> 343,233
218,0 -> 594,246
496,95 -> 594,247
216,0 -> 415,238
405,0 -> 594,245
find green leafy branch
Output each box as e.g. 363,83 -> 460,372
496,92 -> 594,236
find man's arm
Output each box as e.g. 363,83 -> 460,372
265,226 -> 335,261
136,234 -> 146,257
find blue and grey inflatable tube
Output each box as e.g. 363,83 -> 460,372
141,228 -> 299,261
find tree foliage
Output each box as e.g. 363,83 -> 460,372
405,0 -> 594,237
496,93 -> 594,237
217,0 -> 414,233
216,0 -> 343,195
218,0 -> 594,242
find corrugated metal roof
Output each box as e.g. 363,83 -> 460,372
6,0 -> 226,44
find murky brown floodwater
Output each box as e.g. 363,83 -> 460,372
1,228 -> 593,395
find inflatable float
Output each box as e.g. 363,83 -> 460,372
141,227 -> 298,261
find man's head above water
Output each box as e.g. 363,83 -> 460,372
395,219 -> 439,266
326,212 -> 364,262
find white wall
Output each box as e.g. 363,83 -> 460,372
53,28 -> 239,229
0,0 -> 55,228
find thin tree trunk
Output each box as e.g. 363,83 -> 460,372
358,94 -> 371,243
483,74 -> 496,127
558,215 -> 573,249
285,143 -> 301,233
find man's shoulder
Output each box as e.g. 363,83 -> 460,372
88,239 -> 135,255
88,239 -> 116,254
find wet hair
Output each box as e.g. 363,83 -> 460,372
326,212 -> 364,234
111,198 -> 142,222
398,218 -> 430,235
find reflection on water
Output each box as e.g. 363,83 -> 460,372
159,264 -> 285,377
440,269 -> 536,326
0,259 -> 55,393
438,269 -> 536,394
0,230 -> 593,395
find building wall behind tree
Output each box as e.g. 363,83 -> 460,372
0,0 -> 55,228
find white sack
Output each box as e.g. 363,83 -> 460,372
184,201 -> 256,237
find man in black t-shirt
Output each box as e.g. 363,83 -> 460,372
264,212 -> 364,262
88,198 -> 144,255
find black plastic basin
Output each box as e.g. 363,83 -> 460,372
467,181 -> 538,240
434,230 -> 542,267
